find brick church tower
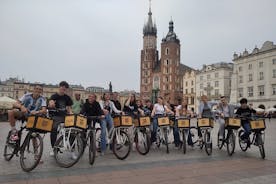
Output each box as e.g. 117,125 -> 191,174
140,2 -> 158,101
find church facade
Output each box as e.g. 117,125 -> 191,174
140,5 -> 192,104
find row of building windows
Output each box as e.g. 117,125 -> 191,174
199,72 -> 220,81
238,59 -> 276,72
185,80 -> 194,87
199,89 -> 220,97
239,70 -> 276,83
237,85 -> 276,97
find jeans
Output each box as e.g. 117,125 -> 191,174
101,114 -> 113,152
151,116 -> 159,143
241,122 -> 251,140
50,116 -> 65,148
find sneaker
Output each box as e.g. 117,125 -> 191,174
9,130 -> 19,142
71,152 -> 78,160
49,151 -> 54,157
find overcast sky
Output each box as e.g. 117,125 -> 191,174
0,0 -> 275,91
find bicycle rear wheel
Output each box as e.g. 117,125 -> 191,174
134,129 -> 150,155
89,130 -> 96,165
164,129 -> 169,154
4,131 -> 17,161
204,129 -> 212,156
113,130 -> 131,160
217,131 -> 224,149
238,130 -> 248,152
257,132 -> 265,159
54,132 -> 83,168
20,132 -> 43,172
226,130 -> 235,156
189,127 -> 198,145
95,128 -> 101,152
182,130 -> 186,154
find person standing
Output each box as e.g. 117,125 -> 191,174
72,93 -> 83,114
48,81 -> 73,156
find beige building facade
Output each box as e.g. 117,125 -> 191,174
230,41 -> 276,109
183,70 -> 196,111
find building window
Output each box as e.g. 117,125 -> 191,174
248,74 -> 253,81
272,85 -> 276,95
200,83 -> 203,89
259,72 -> 264,80
191,81 -> 194,85
186,81 -> 188,86
259,62 -> 263,68
248,64 -> 252,70
215,73 -> 219,78
239,66 -> 242,72
248,87 -> 253,97
166,76 -> 169,82
238,88 -> 243,98
166,48 -> 169,55
273,69 -> 276,78
207,82 -> 211,87
215,89 -> 219,96
215,81 -> 219,87
185,89 -> 188,94
200,76 -> 203,81
191,88 -> 194,93
273,59 -> 276,65
239,76 -> 243,83
191,97 -> 194,105
258,85 -> 264,96
166,68 -> 169,74
207,74 -> 210,79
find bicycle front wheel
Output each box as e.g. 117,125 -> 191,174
89,130 -> 96,165
134,129 -> 150,155
20,132 -> 43,172
217,131 -> 224,149
257,132 -> 265,159
238,130 -> 248,152
54,132 -> 83,168
226,130 -> 235,156
113,130 -> 131,160
4,131 -> 17,161
164,128 -> 169,154
182,130 -> 186,154
204,129 -> 212,156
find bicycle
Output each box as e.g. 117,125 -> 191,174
154,115 -> 172,154
95,114 -> 131,160
4,115 -> 52,172
53,114 -> 85,168
238,116 -> 266,159
133,115 -> 151,155
197,118 -> 214,155
80,115 -> 100,165
217,117 -> 241,156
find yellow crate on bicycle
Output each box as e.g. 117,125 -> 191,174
157,117 -> 170,126
26,115 -> 53,132
65,114 -> 87,129
113,115 -> 133,127
250,119 -> 266,130
177,119 -> 190,128
197,118 -> 214,128
136,116 -> 151,127
225,118 -> 241,129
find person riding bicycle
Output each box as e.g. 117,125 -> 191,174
217,96 -> 239,141
198,95 -> 217,143
80,93 -> 105,154
123,93 -> 139,117
48,81 -> 73,156
174,102 -> 194,148
8,84 -> 47,142
143,99 -> 153,116
99,92 -> 123,155
150,96 -> 174,144
235,98 -> 256,144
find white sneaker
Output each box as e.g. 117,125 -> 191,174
71,152 -> 78,160
49,151 -> 54,157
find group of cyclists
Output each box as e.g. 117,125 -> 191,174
5,80 -> 264,166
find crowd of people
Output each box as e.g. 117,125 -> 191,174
6,80 -> 261,160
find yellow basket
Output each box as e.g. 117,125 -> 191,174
177,119 -> 190,128
157,117 -> 170,126
65,114 -> 87,129
112,116 -> 133,127
225,118 -> 241,129
197,118 -> 214,128
250,119 -> 266,130
26,116 -> 53,133
138,116 -> 151,127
